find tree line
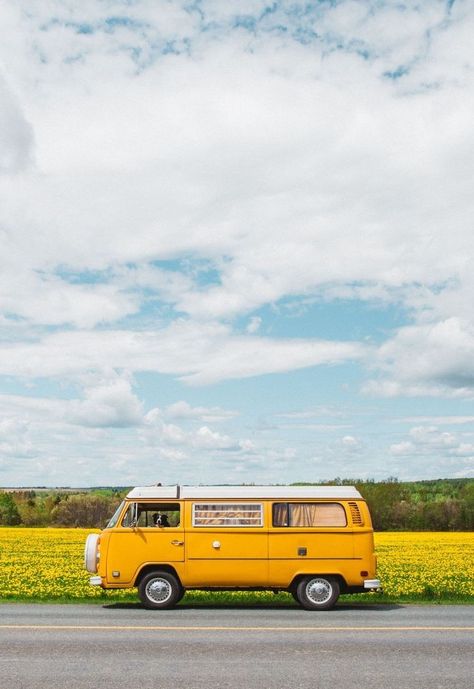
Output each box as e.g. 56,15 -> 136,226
0,478 -> 473,530
0,489 -> 123,528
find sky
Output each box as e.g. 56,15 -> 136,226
0,0 -> 473,487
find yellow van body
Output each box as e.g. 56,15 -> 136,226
84,485 -> 380,610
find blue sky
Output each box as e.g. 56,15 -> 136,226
0,0 -> 473,486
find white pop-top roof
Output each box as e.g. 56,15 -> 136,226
126,485 -> 363,500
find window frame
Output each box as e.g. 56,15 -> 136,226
192,502 -> 264,528
121,501 -> 181,528
272,501 -> 348,528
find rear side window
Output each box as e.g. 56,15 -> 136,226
272,502 -> 347,527
193,503 -> 263,527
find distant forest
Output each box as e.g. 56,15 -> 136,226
1,478 -> 473,530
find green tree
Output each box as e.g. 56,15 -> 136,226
51,494 -> 121,528
356,480 -> 408,530
460,482 -> 474,530
0,491 -> 21,525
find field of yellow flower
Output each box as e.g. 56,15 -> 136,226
0,528 -> 115,602
0,528 -> 472,603
374,532 -> 474,600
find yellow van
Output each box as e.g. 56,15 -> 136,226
84,485 -> 380,610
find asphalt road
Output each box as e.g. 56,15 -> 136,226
0,603 -> 473,689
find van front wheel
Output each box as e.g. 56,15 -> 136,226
296,576 -> 340,611
138,571 -> 182,610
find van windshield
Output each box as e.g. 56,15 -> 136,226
105,500 -> 125,528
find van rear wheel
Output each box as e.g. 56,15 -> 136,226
296,576 -> 340,611
138,571 -> 182,610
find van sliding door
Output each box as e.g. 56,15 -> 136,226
185,502 -> 268,586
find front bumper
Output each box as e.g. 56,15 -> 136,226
363,579 -> 381,590
89,576 -> 103,586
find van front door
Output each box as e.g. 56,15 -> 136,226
105,502 -> 184,585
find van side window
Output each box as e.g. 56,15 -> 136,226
121,503 -> 180,527
273,502 -> 347,527
193,503 -> 263,527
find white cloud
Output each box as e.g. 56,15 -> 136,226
276,407 -> 346,420
408,426 -> 457,450
0,374 -> 142,430
192,426 -> 238,450
0,418 -> 33,458
400,416 -> 474,425
1,1 -> 474,484
0,273 -> 140,328
0,322 -> 366,384
164,401 -> 239,422
0,3 -> 472,328
0,390 -> 254,484
450,443 -> 474,457
69,376 -> 143,428
366,318 -> 474,398
389,425 -> 474,462
0,73 -> 33,173
389,441 -> 414,457
340,435 -> 364,453
246,317 -> 262,334
142,409 -> 250,453
159,448 -> 188,462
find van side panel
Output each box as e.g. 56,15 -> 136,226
352,530 -> 378,580
268,529 -> 354,587
105,528 -> 186,586
183,501 -> 268,586
99,501 -> 186,587
267,500 -> 374,588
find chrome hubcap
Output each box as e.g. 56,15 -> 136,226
146,578 -> 172,604
306,578 -> 332,604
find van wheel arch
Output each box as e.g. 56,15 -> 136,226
290,573 -> 346,593
135,565 -> 185,605
135,564 -> 182,588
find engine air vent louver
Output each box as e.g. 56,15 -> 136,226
348,501 -> 364,526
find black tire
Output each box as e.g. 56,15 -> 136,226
296,576 -> 340,611
138,571 -> 182,610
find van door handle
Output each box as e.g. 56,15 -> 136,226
171,540 -> 184,546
